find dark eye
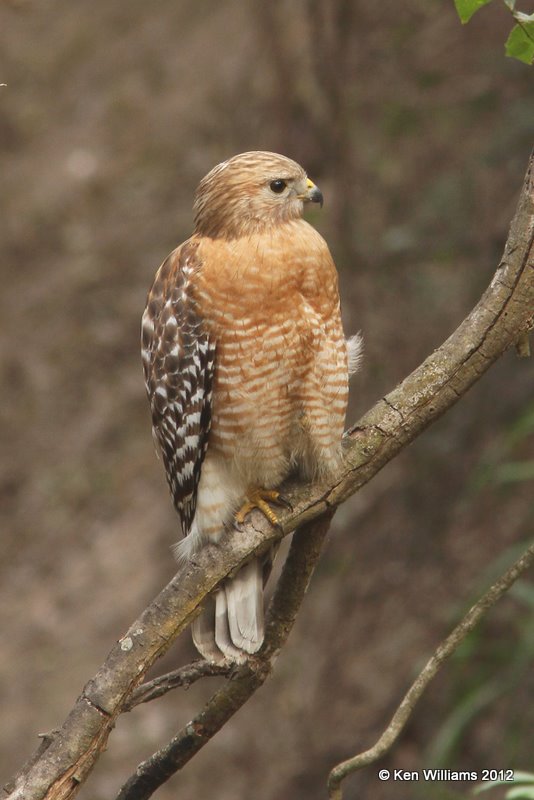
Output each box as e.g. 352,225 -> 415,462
269,179 -> 287,194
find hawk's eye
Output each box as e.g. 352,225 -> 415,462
269,179 -> 287,194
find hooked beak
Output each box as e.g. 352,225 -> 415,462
298,177 -> 324,208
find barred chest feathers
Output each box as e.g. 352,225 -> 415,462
193,219 -> 349,485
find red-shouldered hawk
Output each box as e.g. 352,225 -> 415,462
142,151 -> 362,661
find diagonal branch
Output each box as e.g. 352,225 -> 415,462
326,537 -> 534,799
5,152 -> 534,800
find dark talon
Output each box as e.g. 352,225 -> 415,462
271,492 -> 293,511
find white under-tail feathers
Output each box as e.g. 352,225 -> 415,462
191,561 -> 264,661
182,333 -> 362,661
225,559 -> 264,652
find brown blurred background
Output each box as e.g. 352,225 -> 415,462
1,1 -> 533,798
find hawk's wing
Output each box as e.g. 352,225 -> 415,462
141,240 -> 215,535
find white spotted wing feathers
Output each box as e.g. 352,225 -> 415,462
141,241 -> 216,535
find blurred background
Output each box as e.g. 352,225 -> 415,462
1,1 -> 533,798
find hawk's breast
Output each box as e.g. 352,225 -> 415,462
193,220 -> 348,484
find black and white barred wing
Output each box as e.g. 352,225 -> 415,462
141,241 -> 215,536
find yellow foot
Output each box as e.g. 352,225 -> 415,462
234,489 -> 291,527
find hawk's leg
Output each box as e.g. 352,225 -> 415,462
234,488 -> 291,527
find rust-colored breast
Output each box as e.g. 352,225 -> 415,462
193,219 -> 348,485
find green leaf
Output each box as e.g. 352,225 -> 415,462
509,772 -> 534,784
514,769 -> 534,784
505,22 -> 534,64
475,780 -> 516,794
454,0 -> 493,24
506,787 -> 534,800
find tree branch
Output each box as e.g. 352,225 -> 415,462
326,537 -> 534,799
6,151 -> 533,800
115,512 -> 333,800
124,662 -> 233,711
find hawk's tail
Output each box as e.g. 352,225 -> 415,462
192,559 -> 264,662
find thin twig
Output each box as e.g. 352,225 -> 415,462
124,662 -> 233,710
326,538 -> 534,800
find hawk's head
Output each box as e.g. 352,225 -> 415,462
193,151 -> 323,239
